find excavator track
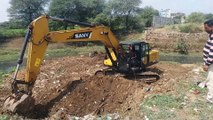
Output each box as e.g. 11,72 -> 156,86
95,69 -> 160,84
129,71 -> 160,83
122,71 -> 160,84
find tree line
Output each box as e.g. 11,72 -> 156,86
2,0 -> 213,32
2,0 -> 159,32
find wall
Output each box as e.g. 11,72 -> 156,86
145,29 -> 208,52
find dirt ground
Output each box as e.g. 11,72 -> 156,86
0,54 -> 196,119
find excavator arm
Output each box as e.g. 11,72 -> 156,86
25,15 -> 119,84
4,15 -> 120,113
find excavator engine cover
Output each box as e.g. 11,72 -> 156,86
3,94 -> 35,114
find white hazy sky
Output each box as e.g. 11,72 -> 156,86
0,0 -> 10,22
142,0 -> 213,15
0,0 -> 213,22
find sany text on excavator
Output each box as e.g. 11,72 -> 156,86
3,15 -> 159,113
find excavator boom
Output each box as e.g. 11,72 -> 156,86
3,15 -> 120,113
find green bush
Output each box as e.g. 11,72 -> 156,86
0,29 -> 25,42
175,39 -> 189,54
179,23 -> 203,33
0,29 -> 25,38
186,12 -> 205,23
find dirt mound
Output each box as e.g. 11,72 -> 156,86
35,75 -> 141,117
30,55 -> 145,118
0,54 -> 195,119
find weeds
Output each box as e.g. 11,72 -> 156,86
0,115 -> 9,120
141,79 -> 213,120
0,72 -> 4,83
175,38 -> 189,54
187,100 -> 213,119
142,94 -> 184,109
141,94 -> 184,120
179,23 -> 203,33
189,83 -> 208,95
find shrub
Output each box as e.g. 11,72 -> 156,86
175,38 -> 189,54
186,12 -> 205,23
179,23 -> 203,33
0,29 -> 25,42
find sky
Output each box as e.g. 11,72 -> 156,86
142,0 -> 213,15
0,0 -> 10,23
0,0 -> 213,22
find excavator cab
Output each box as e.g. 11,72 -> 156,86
105,41 -> 159,74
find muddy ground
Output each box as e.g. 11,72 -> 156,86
0,54 -> 198,119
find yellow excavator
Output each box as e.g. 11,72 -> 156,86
3,15 -> 159,113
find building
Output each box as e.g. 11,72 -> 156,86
159,9 -> 171,18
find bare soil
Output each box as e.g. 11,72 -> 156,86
0,54 -> 195,119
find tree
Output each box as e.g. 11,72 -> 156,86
186,12 -> 205,23
205,13 -> 213,20
106,0 -> 142,30
8,0 -> 49,27
48,0 -> 105,30
139,6 -> 159,27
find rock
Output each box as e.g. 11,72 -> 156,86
49,108 -> 68,120
89,51 -> 98,57
106,113 -> 120,120
189,89 -> 200,95
50,71 -> 55,74
144,115 -> 149,120
197,81 -> 207,88
144,87 -> 151,92
82,114 -> 96,120
181,64 -> 195,68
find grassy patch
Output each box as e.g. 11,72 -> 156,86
46,45 -> 105,58
0,114 -> 24,120
0,72 -> 4,83
160,52 -> 202,64
141,92 -> 213,120
0,49 -> 20,63
173,79 -> 213,119
187,100 -> 213,119
141,94 -> 184,120
141,95 -> 183,120
141,78 -> 213,120
179,23 -> 203,33
0,115 -> 9,120
0,29 -> 25,42
0,45 -> 104,63
142,94 -> 184,109
189,83 -> 208,96
160,52 -> 202,57
154,23 -> 203,33
0,67 -> 15,85
1,29 -> 25,37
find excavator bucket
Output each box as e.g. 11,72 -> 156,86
3,94 -> 35,114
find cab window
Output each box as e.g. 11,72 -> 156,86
141,44 -> 149,56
